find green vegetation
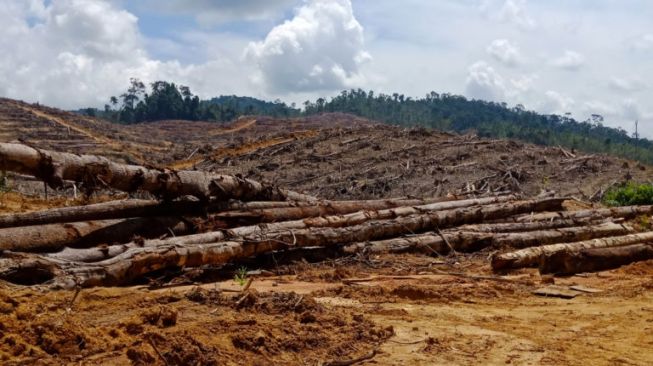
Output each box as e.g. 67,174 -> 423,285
233,266 -> 249,286
603,182 -> 653,206
77,81 -> 653,164
78,79 -> 299,124
302,89 -> 653,165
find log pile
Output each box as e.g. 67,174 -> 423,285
0,142 -> 652,289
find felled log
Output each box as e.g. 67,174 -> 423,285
1,198 -> 566,287
452,218 -> 611,233
212,195 -> 513,225
491,232 -> 653,271
491,222 -> 632,249
0,217 -> 191,252
343,231 -> 494,254
47,197 -> 562,262
0,199 -> 200,228
0,142 -> 314,201
515,205 -> 653,222
538,244 -> 653,275
1,198 -> 418,229
343,223 -> 630,255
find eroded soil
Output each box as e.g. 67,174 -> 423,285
1,255 -> 652,365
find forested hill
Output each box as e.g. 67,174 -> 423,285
78,80 -> 652,164
302,90 -> 653,165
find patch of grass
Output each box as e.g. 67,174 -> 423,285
233,266 -> 248,286
603,182 -> 653,206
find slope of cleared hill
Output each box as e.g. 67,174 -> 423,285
0,98 -> 651,200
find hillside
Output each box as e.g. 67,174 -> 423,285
2,98 -> 653,365
83,81 -> 653,165
2,98 -> 651,201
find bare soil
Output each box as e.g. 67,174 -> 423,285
1,99 -> 653,365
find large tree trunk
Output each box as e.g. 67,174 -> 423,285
491,231 -> 653,271
0,199 -> 202,228
451,218 -> 612,233
538,244 -> 653,275
1,198 -> 565,287
514,205 -> 653,223
2,198 -> 441,229
212,195 -> 514,225
343,223 -> 631,255
342,232 -> 494,255
0,142 -> 315,201
0,217 -> 191,252
47,197 -> 563,262
490,222 -> 632,249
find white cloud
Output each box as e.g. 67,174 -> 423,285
0,0 -> 260,108
498,0 -> 536,30
551,50 -> 585,70
510,74 -> 538,92
540,90 -> 575,114
487,39 -> 522,67
631,33 -> 653,51
465,61 -> 507,102
609,77 -> 646,92
246,0 -> 371,93
0,0 -> 156,108
141,0 -> 298,25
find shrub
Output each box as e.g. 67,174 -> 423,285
603,182 -> 653,206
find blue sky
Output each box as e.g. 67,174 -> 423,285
1,0 -> 652,136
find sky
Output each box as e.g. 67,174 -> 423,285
1,0 -> 652,136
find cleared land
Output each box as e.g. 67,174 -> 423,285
0,99 -> 652,365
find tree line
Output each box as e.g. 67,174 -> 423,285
77,81 -> 653,164
79,78 -> 298,123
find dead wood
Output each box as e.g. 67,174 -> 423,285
452,218 -> 611,233
0,217 -> 191,252
491,231 -> 653,271
344,222 -> 629,255
490,222 -> 633,249
47,196 -> 556,263
342,231 -> 494,255
0,199 -> 202,228
538,244 -> 653,275
213,195 -> 514,225
515,205 -> 653,223
0,198 -> 565,287
0,142 -> 315,201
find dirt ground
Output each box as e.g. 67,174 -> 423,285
2,98 -> 653,365
1,254 -> 652,365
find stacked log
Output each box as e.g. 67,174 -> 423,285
0,143 -> 652,288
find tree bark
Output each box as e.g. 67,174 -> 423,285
491,222 -> 633,249
0,217 -> 191,252
0,198 -> 565,287
452,218 -> 610,233
47,197 -> 561,262
538,244 -> 653,275
514,205 -> 653,223
343,223 -> 630,255
0,142 -> 315,201
212,195 -> 514,225
491,231 -> 653,271
342,232 -> 494,255
0,199 -> 201,228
